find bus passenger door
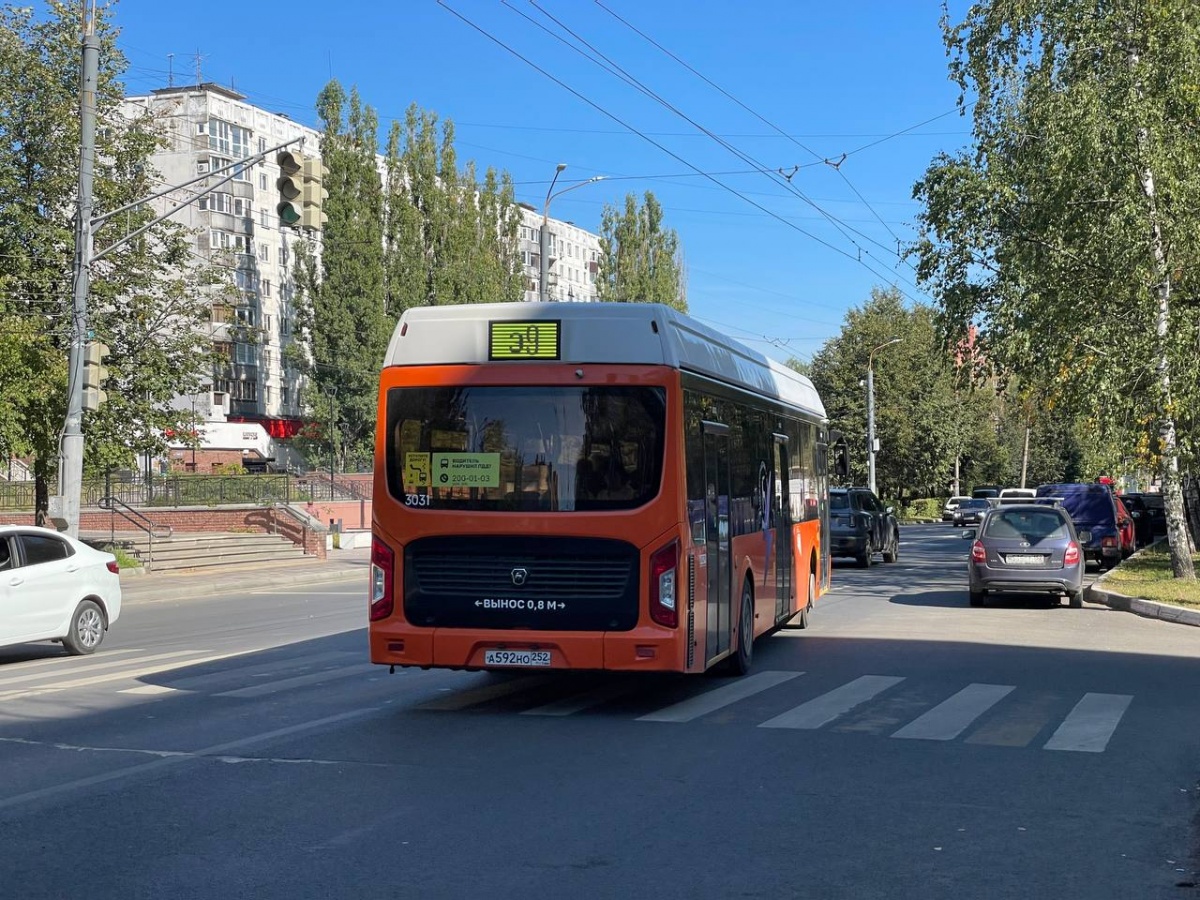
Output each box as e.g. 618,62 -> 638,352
773,434 -> 792,621
703,422 -> 731,663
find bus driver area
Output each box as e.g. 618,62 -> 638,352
369,302 -> 831,677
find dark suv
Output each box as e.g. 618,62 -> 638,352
829,487 -> 900,568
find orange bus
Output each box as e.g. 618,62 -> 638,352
369,302 -> 831,676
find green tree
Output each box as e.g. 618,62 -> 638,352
596,191 -> 686,310
382,104 -> 522,315
292,81 -> 392,471
804,287 -> 982,501
0,2 -> 215,513
912,0 -> 1199,576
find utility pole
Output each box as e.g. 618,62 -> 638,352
866,338 -> 901,495
1020,425 -> 1031,489
540,164 -> 566,302
55,22 -> 99,539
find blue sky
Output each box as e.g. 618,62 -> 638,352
111,0 -> 971,365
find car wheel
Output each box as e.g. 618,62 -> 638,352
1067,591 -> 1083,609
969,589 -> 984,608
856,545 -> 872,568
882,530 -> 899,563
728,582 -> 754,676
63,600 -> 105,656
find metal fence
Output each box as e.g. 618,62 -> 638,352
0,473 -> 371,511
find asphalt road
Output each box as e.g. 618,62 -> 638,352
0,524 -> 1197,900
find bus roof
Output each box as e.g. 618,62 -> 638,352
384,302 -> 827,421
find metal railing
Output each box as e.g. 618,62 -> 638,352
98,496 -> 173,570
0,472 -> 373,512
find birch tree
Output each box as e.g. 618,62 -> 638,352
912,0 -> 1199,576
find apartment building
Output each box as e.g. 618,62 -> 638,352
121,83 -> 319,443
121,85 -> 605,469
517,204 -> 602,302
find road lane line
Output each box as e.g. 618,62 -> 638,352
117,685 -> 178,696
417,675 -> 553,711
0,650 -> 201,690
638,671 -> 802,723
891,683 -> 1015,741
521,680 -> 643,717
759,675 -> 904,730
163,650 -> 358,691
0,649 -> 266,700
217,664 -> 376,698
0,649 -> 138,673
0,707 -> 380,812
1043,693 -> 1132,752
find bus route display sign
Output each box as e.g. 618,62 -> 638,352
488,320 -> 560,361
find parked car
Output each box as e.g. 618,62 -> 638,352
952,497 -> 991,527
1119,492 -> 1167,546
963,503 -> 1085,608
942,496 -> 971,522
1113,496 -> 1137,558
971,485 -> 1002,499
1034,483 -> 1129,570
0,525 -> 122,655
829,487 -> 900,568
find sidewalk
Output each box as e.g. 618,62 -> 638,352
118,545 -> 370,604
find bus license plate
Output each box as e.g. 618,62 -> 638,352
484,649 -> 552,668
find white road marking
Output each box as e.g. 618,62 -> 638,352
0,649 -> 264,700
163,650 -> 358,691
217,664 -> 375,698
117,685 -> 178,696
417,675 -> 553,711
891,683 -> 1015,741
1044,693 -> 1132,752
759,675 -> 904,730
0,649 -> 138,673
0,650 -> 199,690
0,707 -> 381,811
520,680 -> 643,717
638,671 -> 802,723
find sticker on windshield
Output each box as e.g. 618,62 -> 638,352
404,453 -> 431,491
432,453 -> 501,488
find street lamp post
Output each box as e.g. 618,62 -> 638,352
539,164 -> 605,302
867,338 -> 902,495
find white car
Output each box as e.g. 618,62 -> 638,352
0,525 -> 122,655
999,488 -> 1037,499
942,496 -> 971,522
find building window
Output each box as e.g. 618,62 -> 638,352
282,385 -> 291,407
258,243 -> 268,261
263,279 -> 271,297
260,209 -> 268,228
258,137 -> 267,154
208,119 -> 252,159
259,172 -> 268,190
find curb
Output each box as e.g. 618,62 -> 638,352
119,561 -> 368,604
1085,542 -> 1200,627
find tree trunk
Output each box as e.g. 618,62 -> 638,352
1137,137 -> 1195,579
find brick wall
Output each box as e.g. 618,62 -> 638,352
301,499 -> 372,531
165,448 -> 243,473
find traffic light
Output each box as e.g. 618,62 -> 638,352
276,150 -> 305,228
301,156 -> 329,232
82,341 -> 110,410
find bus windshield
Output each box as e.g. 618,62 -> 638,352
385,385 -> 666,512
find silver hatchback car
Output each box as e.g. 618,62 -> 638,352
963,503 -> 1086,608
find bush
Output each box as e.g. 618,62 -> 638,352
903,497 -> 943,520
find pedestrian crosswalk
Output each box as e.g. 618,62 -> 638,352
0,649 -> 1133,753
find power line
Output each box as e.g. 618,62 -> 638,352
593,0 -> 908,257
502,1 -> 926,300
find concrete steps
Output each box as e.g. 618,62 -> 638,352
81,530 -> 310,573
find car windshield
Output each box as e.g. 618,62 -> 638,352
963,499 -> 990,509
830,493 -> 850,510
984,509 -> 1070,543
